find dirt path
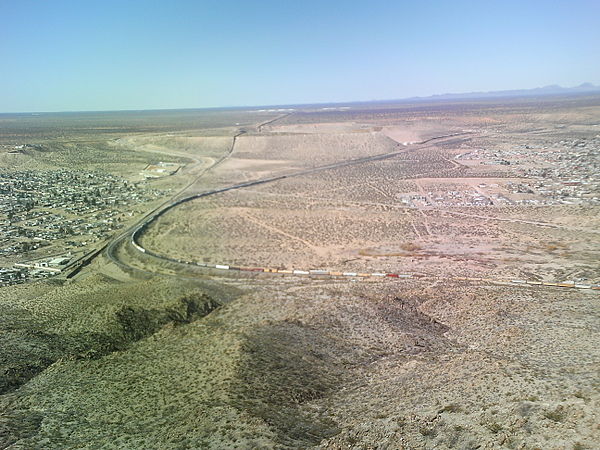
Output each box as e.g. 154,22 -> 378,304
439,210 -> 600,234
240,211 -> 326,257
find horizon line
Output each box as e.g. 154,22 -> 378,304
1,82 -> 599,116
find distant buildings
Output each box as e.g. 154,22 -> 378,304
0,168 -> 168,285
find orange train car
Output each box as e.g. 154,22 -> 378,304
240,267 -> 264,272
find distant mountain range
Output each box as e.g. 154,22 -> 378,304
408,83 -> 600,101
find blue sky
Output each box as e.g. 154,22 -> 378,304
1,0 -> 599,112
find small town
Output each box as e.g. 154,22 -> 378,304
0,168 -> 167,286
429,134 -> 600,208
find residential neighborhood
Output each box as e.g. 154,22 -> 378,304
0,168 -> 167,285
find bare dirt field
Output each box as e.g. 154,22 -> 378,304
1,97 -> 599,448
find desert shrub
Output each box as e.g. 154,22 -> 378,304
419,425 -> 437,437
232,320 -> 347,447
439,403 -> 462,413
543,406 -> 566,423
400,242 -> 422,252
487,422 -> 503,434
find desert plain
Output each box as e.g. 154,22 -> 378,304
1,95 -> 599,448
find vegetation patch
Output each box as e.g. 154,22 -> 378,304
232,320 -> 350,447
0,293 -> 219,394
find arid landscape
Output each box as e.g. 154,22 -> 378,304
1,95 -> 599,448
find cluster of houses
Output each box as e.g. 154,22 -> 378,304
0,168 -> 167,286
455,135 -> 599,206
520,137 -> 600,205
398,189 -> 495,208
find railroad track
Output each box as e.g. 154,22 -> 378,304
100,131 -> 244,273
106,130 -> 598,292
129,247 -> 600,291
102,115 -> 285,273
103,132 -> 461,271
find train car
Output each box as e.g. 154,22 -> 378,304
241,267 -> 264,272
277,269 -> 293,274
557,283 -> 576,288
309,269 -> 329,275
131,238 -> 146,253
293,269 -> 309,275
575,284 -> 592,289
229,266 -> 241,271
398,274 -> 412,278
264,268 -> 278,273
386,273 -> 399,278
343,272 -> 357,277
215,264 -> 230,270
371,273 -> 386,277
358,273 -> 371,277
526,280 -> 542,285
591,285 -> 600,290
330,271 -> 343,276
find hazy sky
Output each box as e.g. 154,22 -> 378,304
1,0 -> 599,112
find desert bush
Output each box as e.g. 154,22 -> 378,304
439,403 -> 462,413
400,242 -> 422,252
543,406 -> 566,423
